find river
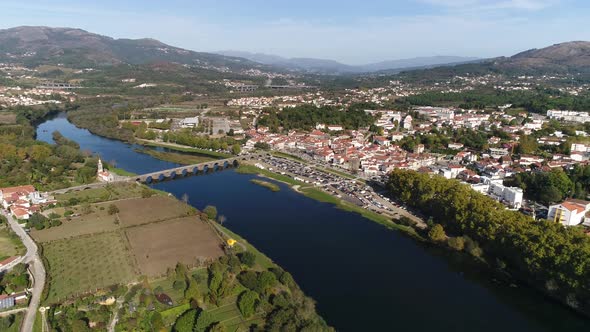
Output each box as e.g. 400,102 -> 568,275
36,113 -> 589,331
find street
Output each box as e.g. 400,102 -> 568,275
3,211 -> 46,332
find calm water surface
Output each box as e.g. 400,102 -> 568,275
36,113 -> 590,331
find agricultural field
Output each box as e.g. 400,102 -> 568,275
116,196 -> 194,227
0,112 -> 17,124
54,183 -> 146,204
0,227 -> 24,260
37,187 -> 223,303
125,216 -> 223,276
42,231 -> 137,303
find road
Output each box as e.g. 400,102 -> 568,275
3,211 -> 46,332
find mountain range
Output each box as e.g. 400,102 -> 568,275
0,26 -> 266,71
216,50 -> 480,74
0,26 -> 589,78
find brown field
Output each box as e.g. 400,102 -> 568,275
125,217 -> 223,276
116,196 -> 192,227
31,208 -> 119,243
0,112 -> 17,124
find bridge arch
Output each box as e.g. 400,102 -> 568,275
158,173 -> 165,182
145,176 -> 153,183
181,169 -> 188,177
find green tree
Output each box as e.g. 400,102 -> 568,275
173,309 -> 197,332
238,251 -> 256,268
203,205 -> 218,220
448,236 -> 465,251
237,290 -> 258,318
428,224 -> 446,242
194,309 -> 214,332
184,279 -> 201,304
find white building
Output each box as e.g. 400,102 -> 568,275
180,117 -> 199,128
97,159 -> 115,182
548,199 -> 590,226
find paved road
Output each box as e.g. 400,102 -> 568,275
3,211 -> 46,332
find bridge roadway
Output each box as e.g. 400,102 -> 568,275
49,152 -> 268,194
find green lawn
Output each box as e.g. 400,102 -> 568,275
270,151 -> 307,162
3,312 -> 23,332
0,227 -> 24,260
42,231 -> 138,304
55,183 -> 145,204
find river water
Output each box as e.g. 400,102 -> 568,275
36,113 -> 589,331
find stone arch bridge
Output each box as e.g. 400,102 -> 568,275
50,152 -> 268,195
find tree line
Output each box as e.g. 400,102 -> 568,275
387,169 -> 590,315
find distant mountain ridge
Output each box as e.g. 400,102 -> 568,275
0,26 -> 267,71
216,50 -> 480,73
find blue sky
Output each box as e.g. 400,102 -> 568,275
1,0 -> 589,64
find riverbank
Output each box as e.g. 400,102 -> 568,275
133,148 -> 217,165
136,139 -> 233,158
236,163 -> 420,237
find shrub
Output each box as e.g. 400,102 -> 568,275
238,251 -> 256,268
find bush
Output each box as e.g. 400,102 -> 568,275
203,206 -> 217,220
108,204 -> 120,215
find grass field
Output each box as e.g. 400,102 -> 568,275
0,112 -> 17,124
31,207 -> 119,243
55,183 -> 145,204
5,312 -> 24,332
0,227 -> 24,260
43,231 -> 137,303
125,217 -> 223,276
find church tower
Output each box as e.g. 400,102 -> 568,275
97,158 -> 104,174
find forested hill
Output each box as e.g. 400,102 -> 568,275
396,41 -> 590,81
0,26 -> 270,71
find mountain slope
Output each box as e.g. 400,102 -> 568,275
0,26 -> 266,71
398,41 -> 590,81
217,50 -> 478,73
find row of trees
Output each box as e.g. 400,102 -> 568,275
387,169 -> 590,314
257,104 -> 374,132
161,130 -> 240,154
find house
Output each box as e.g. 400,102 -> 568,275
548,199 -> 590,226
448,143 -> 464,150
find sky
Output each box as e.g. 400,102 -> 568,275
1,0 -> 589,64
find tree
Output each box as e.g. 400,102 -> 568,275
173,309 -> 197,332
428,224 -> 446,242
231,143 -> 241,155
238,251 -> 256,268
209,322 -> 226,332
184,280 -> 201,304
181,193 -> 189,204
203,206 -> 218,220
194,310 -> 214,332
237,290 -> 258,318
255,271 -> 277,293
447,236 -> 465,251
217,215 -> 227,225
107,204 -> 119,215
